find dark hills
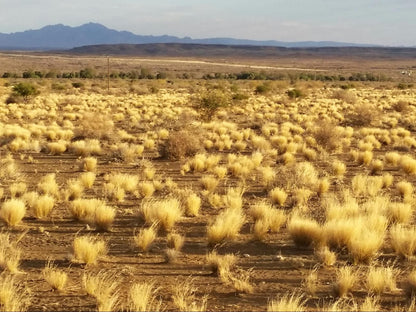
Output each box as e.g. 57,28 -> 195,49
0,22 -> 384,50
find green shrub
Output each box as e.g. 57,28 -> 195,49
255,83 -> 272,94
10,82 -> 39,103
286,88 -> 303,99
72,82 -> 84,88
197,89 -> 232,120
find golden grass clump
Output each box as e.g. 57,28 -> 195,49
332,160 -> 346,178
70,198 -> 100,222
128,282 -> 161,312
185,193 -> 201,217
167,233 -> 185,251
316,246 -> 336,266
72,236 -> 107,265
316,178 -> 330,196
79,172 -> 96,189
396,180 -> 413,200
64,179 -> 85,201
200,175 -> 219,193
303,269 -> 318,296
42,261 -> 68,292
0,275 -> 30,312
9,182 -> 27,198
80,157 -> 97,172
94,204 -> 116,231
389,224 -> 416,259
138,181 -> 155,198
249,201 -> 286,240
405,270 -> 416,298
0,199 -> 26,226
134,225 -> 157,253
82,271 -> 119,312
269,187 -> 288,206
172,278 -> 208,311
287,214 -> 322,247
400,155 -> 416,174
333,266 -> 357,298
139,198 -> 183,231
108,173 -> 139,193
382,173 -> 394,188
207,208 -> 245,245
351,174 -> 383,197
267,293 -> 306,312
387,202 -> 413,224
385,152 -> 401,166
32,194 -> 55,219
0,233 -> 21,273
206,251 -> 237,277
366,264 -> 397,295
347,227 -> 385,264
37,173 -> 59,197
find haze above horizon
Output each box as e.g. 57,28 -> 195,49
1,0 -> 415,47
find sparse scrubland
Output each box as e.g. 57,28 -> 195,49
0,54 -> 416,311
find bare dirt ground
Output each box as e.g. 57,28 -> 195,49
0,52 -> 416,311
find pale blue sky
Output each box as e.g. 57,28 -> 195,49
0,0 -> 415,46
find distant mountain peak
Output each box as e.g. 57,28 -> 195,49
0,23 -> 383,50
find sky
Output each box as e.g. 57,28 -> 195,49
0,0 -> 415,46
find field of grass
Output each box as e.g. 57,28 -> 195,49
0,53 -> 416,311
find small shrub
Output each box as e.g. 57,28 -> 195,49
393,100 -> 410,112
286,88 -> 303,99
11,82 -> 39,102
159,130 -> 202,160
255,83 -> 272,94
197,89 -> 232,119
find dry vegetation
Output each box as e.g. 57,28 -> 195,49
0,52 -> 415,311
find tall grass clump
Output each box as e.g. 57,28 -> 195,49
207,208 -> 245,245
72,236 -> 107,265
0,199 -> 26,227
139,198 -> 183,232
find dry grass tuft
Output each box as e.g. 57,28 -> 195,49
139,198 -> 183,232
128,281 -> 161,312
390,224 -> 416,258
0,275 -> 30,312
134,224 -> 158,253
207,208 -> 245,245
287,215 -> 322,247
72,236 -> 107,265
172,278 -> 208,311
366,264 -> 397,295
267,292 -> 306,312
0,199 -> 26,227
316,246 -> 336,266
333,266 -> 357,297
82,270 -> 119,311
206,251 -> 237,277
0,233 -> 22,273
42,261 -> 68,292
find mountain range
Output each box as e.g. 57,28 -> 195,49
0,22 -> 384,50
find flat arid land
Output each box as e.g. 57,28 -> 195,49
0,48 -> 416,311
